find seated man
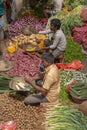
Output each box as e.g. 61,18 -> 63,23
37,18 -> 66,63
24,52 -> 60,106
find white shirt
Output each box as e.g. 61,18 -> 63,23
51,0 -> 63,12
50,29 -> 66,51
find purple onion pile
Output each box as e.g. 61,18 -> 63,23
3,50 -> 41,77
8,16 -> 46,38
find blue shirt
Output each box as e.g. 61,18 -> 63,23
0,19 -> 4,40
0,19 -> 4,27
0,0 -> 5,15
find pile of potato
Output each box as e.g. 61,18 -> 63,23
0,93 -> 45,130
7,34 -> 47,53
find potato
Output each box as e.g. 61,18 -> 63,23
29,34 -> 36,39
32,42 -> 37,46
33,39 -> 36,42
29,40 -> 34,43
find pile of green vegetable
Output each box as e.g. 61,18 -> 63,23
0,74 -> 13,93
61,14 -> 82,36
64,37 -> 85,62
46,5 -> 83,36
45,105 -> 87,130
60,69 -> 87,86
70,81 -> 87,99
59,69 -> 87,103
60,70 -> 73,86
65,0 -> 87,10
59,37 -> 86,102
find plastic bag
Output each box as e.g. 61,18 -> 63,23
1,121 -> 16,130
56,60 -> 84,70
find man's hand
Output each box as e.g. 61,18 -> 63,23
32,75 -> 40,80
35,47 -> 42,52
25,76 -> 47,95
25,76 -> 33,84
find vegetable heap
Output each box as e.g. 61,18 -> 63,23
65,0 -> 87,10
72,23 -> 87,52
3,50 -> 41,77
60,70 -> 87,86
64,38 -> 84,63
60,70 -> 73,86
7,34 -> 47,53
0,74 -> 13,93
8,15 -> 45,38
45,105 -> 87,130
0,74 -> 35,94
69,81 -> 87,99
46,5 -> 83,36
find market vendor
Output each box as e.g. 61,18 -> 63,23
43,0 -> 65,18
24,52 -> 60,106
37,18 -> 66,63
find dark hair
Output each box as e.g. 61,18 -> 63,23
50,18 -> 61,29
41,52 -> 54,63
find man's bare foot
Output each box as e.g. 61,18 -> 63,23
40,103 -> 48,108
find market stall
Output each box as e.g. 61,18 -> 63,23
0,0 -> 87,130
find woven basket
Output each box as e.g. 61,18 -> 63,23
9,77 -> 35,93
0,60 -> 13,72
9,77 -> 29,91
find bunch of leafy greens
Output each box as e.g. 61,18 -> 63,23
65,0 -> 87,10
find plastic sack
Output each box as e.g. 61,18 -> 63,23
1,121 -> 16,130
56,60 -> 84,70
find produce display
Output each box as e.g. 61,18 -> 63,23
8,15 -> 46,38
0,93 -> 45,130
7,34 -> 47,53
45,105 -> 87,130
0,76 -> 13,94
3,50 -> 41,77
0,1 -> 87,130
72,23 -> 87,52
64,38 -> 84,63
0,74 -> 34,94
60,70 -> 87,86
56,60 -> 84,70
46,5 -> 83,36
65,0 -> 87,10
69,82 -> 87,99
